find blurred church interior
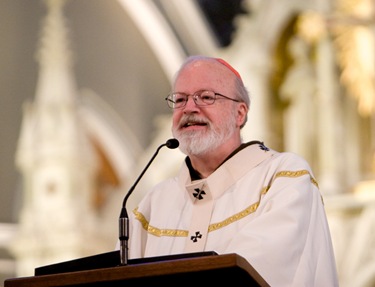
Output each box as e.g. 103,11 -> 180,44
1,1 -> 375,286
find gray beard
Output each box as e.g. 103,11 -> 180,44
173,118 -> 235,156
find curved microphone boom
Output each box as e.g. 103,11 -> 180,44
119,138 -> 179,265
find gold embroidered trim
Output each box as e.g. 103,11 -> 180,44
208,202 -> 259,232
133,169 -> 319,237
133,208 -> 188,237
274,169 -> 319,188
134,201 -> 260,237
260,186 -> 269,195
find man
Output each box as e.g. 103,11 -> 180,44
128,55 -> 339,286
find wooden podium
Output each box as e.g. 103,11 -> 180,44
4,252 -> 270,287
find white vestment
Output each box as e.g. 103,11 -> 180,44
128,142 -> 339,286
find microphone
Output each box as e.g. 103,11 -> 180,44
118,138 -> 179,265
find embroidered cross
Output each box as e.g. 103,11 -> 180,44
190,231 -> 202,242
259,142 -> 269,152
193,188 -> 206,200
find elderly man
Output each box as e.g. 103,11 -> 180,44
127,55 -> 339,286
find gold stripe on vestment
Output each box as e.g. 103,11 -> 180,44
133,169 -> 320,237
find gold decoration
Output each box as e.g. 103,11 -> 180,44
297,11 -> 327,44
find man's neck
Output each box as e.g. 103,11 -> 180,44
188,153 -> 226,178
186,140 -> 263,179
188,141 -> 243,178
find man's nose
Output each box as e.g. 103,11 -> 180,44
184,96 -> 199,108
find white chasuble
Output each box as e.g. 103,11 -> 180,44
127,142 -> 339,287
183,144 -> 275,253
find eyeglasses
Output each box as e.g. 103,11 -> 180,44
165,90 -> 241,109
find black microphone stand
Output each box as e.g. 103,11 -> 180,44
118,139 -> 179,265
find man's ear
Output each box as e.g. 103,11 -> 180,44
237,102 -> 248,128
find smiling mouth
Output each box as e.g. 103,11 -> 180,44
183,122 -> 207,128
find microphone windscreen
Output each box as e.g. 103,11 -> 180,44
166,138 -> 179,149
